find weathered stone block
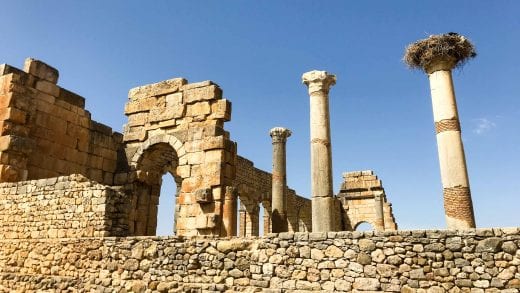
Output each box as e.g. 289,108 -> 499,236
184,85 -> 222,104
23,58 -> 59,83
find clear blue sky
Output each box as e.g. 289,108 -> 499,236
1,1 -> 518,234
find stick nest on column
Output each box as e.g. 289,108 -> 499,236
404,32 -> 476,70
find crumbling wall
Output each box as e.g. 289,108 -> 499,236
120,78 -> 236,236
338,170 -> 398,231
0,228 -> 518,292
0,174 -> 128,239
0,59 -> 121,185
235,156 -> 312,235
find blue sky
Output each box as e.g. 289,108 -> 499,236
1,1 -> 518,234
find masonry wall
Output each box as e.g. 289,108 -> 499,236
0,174 -> 128,239
0,228 -> 518,292
0,59 -> 122,185
235,156 -> 312,236
338,170 -> 398,231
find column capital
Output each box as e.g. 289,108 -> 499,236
270,127 -> 292,143
302,70 -> 336,94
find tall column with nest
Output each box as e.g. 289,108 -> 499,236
404,33 -> 477,229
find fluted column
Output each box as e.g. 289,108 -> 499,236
302,70 -> 337,232
270,127 -> 292,233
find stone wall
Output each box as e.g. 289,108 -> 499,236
121,78 -> 236,237
235,156 -> 312,236
0,228 -> 518,292
0,174 -> 128,239
0,59 -> 122,185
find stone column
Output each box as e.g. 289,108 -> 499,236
404,33 -> 477,229
269,127 -> 292,233
222,186 -> 237,236
373,191 -> 385,231
427,60 -> 475,229
302,70 -> 337,232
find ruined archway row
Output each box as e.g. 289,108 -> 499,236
0,57 -> 398,239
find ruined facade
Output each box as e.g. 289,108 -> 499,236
0,58 -> 396,239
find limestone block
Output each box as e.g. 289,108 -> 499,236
184,85 -> 222,104
0,107 -> 27,124
23,58 -> 59,84
186,101 -> 211,117
35,80 -> 60,97
128,78 -> 187,100
209,99 -> 231,121
166,92 -> 183,106
195,188 -> 212,203
204,150 -> 224,163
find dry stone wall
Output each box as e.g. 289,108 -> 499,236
0,59 -> 122,185
0,174 -> 128,239
0,228 -> 519,292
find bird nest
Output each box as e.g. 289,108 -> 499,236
404,33 -> 476,71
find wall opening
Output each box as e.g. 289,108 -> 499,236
156,173 -> 178,236
131,142 -> 181,236
355,221 -> 374,231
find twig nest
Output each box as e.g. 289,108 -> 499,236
404,33 -> 476,73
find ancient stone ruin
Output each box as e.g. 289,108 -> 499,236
0,33 -> 518,292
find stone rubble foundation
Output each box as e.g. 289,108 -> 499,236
0,228 -> 519,292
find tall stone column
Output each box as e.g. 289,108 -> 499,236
404,33 -> 477,229
373,191 -> 385,231
302,70 -> 337,232
269,127 -> 292,233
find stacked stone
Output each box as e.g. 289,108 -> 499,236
0,174 -> 127,239
122,78 -> 236,236
0,58 -> 121,185
234,156 -> 312,236
0,228 -> 519,292
338,170 -> 398,231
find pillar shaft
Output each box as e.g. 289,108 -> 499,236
302,70 -> 337,232
428,67 -> 475,229
222,186 -> 237,236
270,127 -> 291,233
373,192 -> 385,231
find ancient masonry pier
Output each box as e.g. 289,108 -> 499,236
404,33 -> 476,229
269,127 -> 292,233
302,70 -> 337,232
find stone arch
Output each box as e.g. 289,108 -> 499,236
128,134 -> 188,236
130,134 -> 186,168
353,221 -> 375,231
236,184 -> 261,237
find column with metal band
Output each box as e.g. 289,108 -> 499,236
302,70 -> 337,232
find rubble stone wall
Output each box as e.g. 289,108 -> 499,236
0,174 -> 128,239
0,59 -> 122,185
0,228 -> 519,292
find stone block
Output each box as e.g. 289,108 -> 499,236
166,92 -> 183,106
23,58 -> 59,83
184,85 -> 222,104
209,99 -> 231,121
128,77 -> 187,100
35,80 -> 60,97
195,188 -> 212,203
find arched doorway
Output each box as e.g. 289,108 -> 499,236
130,142 -> 181,236
354,221 -> 374,231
